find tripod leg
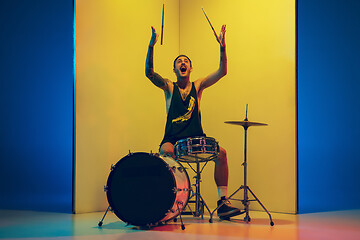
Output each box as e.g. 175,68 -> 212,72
197,192 -> 212,219
176,202 -> 186,230
98,205 -> 111,227
183,189 -> 198,217
247,187 -> 274,226
243,187 -> 251,223
195,162 -> 201,217
195,185 -> 200,217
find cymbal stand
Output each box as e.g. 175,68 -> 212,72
209,117 -> 274,226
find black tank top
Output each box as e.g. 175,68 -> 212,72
161,82 -> 205,145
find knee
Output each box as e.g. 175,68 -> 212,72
160,142 -> 175,158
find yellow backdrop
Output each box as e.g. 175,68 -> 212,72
75,0 -> 296,214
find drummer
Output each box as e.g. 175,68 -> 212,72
145,25 -> 241,220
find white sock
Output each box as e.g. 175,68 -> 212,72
218,186 -> 228,199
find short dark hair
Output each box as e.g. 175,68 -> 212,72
173,55 -> 192,68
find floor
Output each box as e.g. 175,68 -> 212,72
1,209 -> 360,240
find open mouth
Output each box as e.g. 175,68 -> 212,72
180,66 -> 187,73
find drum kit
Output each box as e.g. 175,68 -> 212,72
98,106 -> 274,229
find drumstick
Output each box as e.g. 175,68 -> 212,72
161,4 -> 164,45
201,8 -> 219,41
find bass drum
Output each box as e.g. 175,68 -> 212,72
106,152 -> 190,227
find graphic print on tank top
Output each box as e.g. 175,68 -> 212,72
172,96 -> 195,123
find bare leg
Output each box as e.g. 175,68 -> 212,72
214,146 -> 241,219
214,146 -> 228,187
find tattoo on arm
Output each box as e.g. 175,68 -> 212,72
145,46 -> 154,72
145,46 -> 166,89
151,72 -> 166,88
220,46 -> 227,75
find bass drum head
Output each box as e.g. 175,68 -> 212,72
106,152 -> 176,226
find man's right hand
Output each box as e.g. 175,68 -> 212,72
149,26 -> 158,47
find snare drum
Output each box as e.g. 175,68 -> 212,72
174,136 -> 220,162
105,152 -> 190,227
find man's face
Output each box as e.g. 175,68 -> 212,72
173,56 -> 192,78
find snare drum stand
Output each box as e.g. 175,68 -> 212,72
184,155 -> 212,218
209,114 -> 274,226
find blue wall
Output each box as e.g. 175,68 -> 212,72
298,0 -> 360,213
0,0 -> 74,212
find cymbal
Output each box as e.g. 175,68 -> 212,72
225,120 -> 268,127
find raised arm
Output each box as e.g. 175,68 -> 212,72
196,24 -> 227,92
145,26 -> 171,91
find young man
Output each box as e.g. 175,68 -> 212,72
145,25 -> 240,219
